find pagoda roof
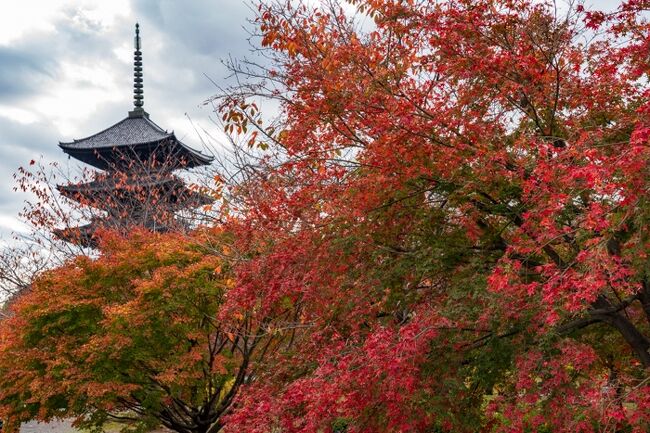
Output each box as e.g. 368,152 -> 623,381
58,173 -> 181,193
59,113 -> 213,170
53,223 -> 100,248
56,174 -> 214,208
60,114 -> 171,149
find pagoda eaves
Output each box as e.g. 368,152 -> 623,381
59,114 -> 212,170
56,175 -> 213,208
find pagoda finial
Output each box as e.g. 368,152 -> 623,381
133,23 -> 144,110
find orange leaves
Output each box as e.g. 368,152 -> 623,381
286,40 -> 299,57
247,130 -> 259,148
0,229 -> 258,432
82,381 -> 140,399
261,29 -> 278,47
211,355 -> 229,375
10,0 -> 650,431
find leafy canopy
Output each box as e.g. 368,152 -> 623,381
0,229 -> 271,433
212,0 -> 650,431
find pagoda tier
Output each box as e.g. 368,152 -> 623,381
57,174 -> 213,210
58,113 -> 212,171
54,217 -> 178,249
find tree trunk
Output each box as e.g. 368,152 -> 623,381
591,296 -> 650,368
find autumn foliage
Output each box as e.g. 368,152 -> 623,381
4,0 -> 650,432
214,0 -> 650,431
0,229 -> 283,433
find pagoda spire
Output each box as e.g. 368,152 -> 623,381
132,23 -> 145,115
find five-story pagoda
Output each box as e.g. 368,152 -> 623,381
55,24 -> 213,247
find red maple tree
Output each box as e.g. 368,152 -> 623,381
211,0 -> 650,431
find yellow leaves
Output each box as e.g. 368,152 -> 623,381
287,41 -> 298,57
218,377 -> 236,403
102,303 -> 133,318
277,129 -> 289,143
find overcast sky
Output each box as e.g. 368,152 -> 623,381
0,0 -> 255,241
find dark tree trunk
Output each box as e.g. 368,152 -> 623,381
637,280 -> 650,327
591,296 -> 650,368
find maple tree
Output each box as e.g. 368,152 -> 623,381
207,0 -> 650,431
0,229 -> 289,433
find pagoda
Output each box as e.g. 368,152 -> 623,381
55,24 -> 213,248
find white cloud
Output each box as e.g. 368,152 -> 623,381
34,60 -> 124,137
0,1 -> 59,44
0,106 -> 39,124
0,0 -> 131,45
0,215 -> 28,234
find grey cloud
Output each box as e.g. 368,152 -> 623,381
0,116 -> 65,223
132,0 -> 253,56
129,0 -> 257,112
0,47 -> 57,101
0,7 -> 126,104
0,117 -> 64,173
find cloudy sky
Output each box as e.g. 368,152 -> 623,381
0,0 -> 255,240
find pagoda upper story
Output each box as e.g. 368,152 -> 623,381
58,112 -> 212,170
55,23 -> 213,248
59,24 -> 211,171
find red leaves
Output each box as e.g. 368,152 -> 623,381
489,339 -> 650,433
210,0 -> 650,430
584,11 -> 607,30
226,311 -> 441,433
7,0 -> 650,431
